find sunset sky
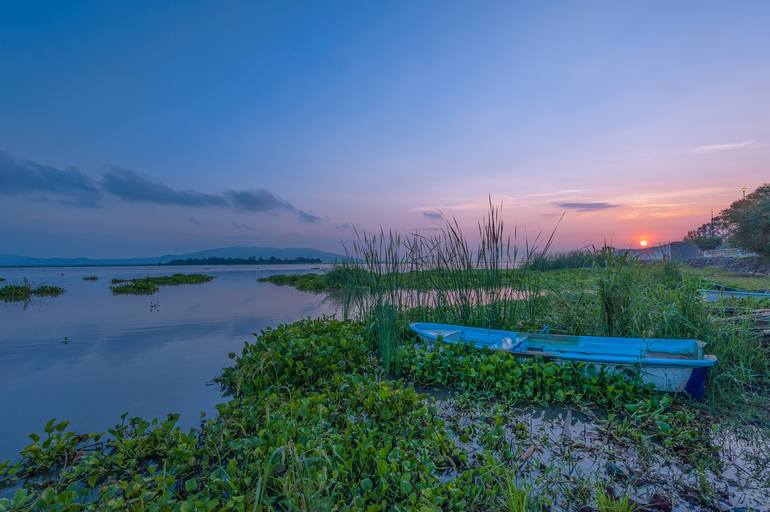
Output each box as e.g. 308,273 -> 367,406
1,1 -> 769,257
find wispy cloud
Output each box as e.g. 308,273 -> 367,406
610,186 -> 735,206
0,149 -> 101,207
0,149 -> 321,223
102,167 -> 228,207
297,210 -> 321,224
226,189 -> 294,213
689,140 -> 758,154
232,221 -> 256,231
422,210 -> 444,221
416,190 -> 588,214
528,189 -> 586,199
224,189 -> 319,223
555,202 -> 619,212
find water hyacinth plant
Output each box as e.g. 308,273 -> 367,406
110,273 -> 214,295
0,282 -> 64,302
1,319 -> 670,510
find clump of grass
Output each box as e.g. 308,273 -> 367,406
0,283 -> 64,302
110,273 -> 214,295
596,487 -> 637,512
501,474 -> 541,512
82,275 -> 98,281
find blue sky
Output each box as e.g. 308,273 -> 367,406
2,1 -> 769,257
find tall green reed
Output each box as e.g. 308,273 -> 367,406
595,246 -> 635,337
338,200 -> 560,374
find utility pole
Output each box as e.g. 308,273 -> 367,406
742,187 -> 747,199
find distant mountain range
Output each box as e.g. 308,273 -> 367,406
0,246 -> 346,267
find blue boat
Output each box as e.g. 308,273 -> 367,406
409,322 -> 718,398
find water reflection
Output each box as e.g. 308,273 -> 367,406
0,265 -> 337,460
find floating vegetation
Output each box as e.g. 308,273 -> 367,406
4,318 -> 764,509
0,319 -> 641,510
82,275 -> 98,281
165,256 -> 322,265
258,272 -> 328,291
110,273 -> 214,295
0,283 -> 64,302
257,268 -> 353,292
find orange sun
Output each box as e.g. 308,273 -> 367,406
639,240 -> 648,247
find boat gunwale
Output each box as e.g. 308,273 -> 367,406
409,322 -> 718,368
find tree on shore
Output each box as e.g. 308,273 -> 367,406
719,184 -> 770,258
684,220 -> 727,250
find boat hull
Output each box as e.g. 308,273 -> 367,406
570,361 -> 709,395
409,322 -> 717,398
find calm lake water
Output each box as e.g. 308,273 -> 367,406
0,265 -> 337,461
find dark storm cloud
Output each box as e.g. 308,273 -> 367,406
0,149 -> 101,207
555,202 -> 619,212
422,210 -> 444,221
102,167 -> 228,207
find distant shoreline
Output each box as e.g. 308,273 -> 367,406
0,262 -> 331,269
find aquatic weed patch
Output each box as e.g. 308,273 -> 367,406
403,341 -> 711,456
0,318 -> 759,510
110,273 -> 214,295
257,267 -> 363,293
0,284 -> 64,302
0,320 -> 468,510
257,273 -> 328,292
